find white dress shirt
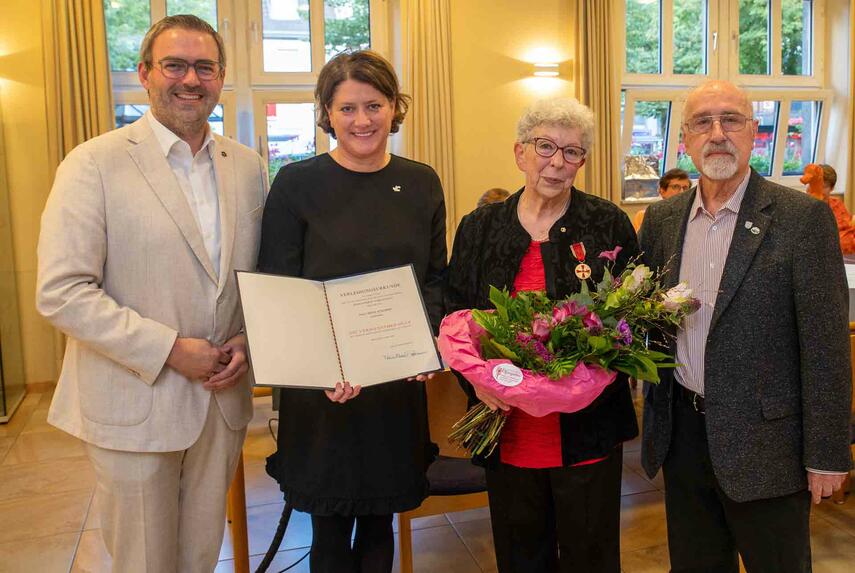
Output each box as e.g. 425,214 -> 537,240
147,111 -> 221,277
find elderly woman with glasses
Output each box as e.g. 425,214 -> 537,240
445,98 -> 640,573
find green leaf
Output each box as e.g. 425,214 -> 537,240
486,339 -> 520,361
488,286 -> 509,322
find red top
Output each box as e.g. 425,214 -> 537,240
499,240 -> 605,469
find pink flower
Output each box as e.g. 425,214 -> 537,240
531,317 -> 551,340
516,332 -> 533,345
582,311 -> 603,333
551,301 -> 588,324
598,246 -> 623,262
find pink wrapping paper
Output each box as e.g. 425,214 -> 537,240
438,309 -> 617,418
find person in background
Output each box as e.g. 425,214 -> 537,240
36,15 -> 266,572
258,50 -> 446,573
632,168 -> 692,231
477,187 -> 511,208
640,80 -> 851,573
801,163 -> 855,254
445,97 -> 639,573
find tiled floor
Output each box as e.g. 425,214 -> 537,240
1,390 -> 854,573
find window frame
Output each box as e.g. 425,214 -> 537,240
248,0 -> 389,87
109,0 -> 236,90
617,0 -> 830,204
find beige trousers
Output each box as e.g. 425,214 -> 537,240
86,398 -> 246,573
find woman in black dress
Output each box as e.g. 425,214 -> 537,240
258,50 -> 446,573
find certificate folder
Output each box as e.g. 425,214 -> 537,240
236,265 -> 442,389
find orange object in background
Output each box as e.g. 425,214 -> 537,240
801,163 -> 855,254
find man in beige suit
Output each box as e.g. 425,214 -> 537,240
36,15 -> 267,572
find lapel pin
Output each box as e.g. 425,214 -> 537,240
744,221 -> 753,229
750,226 -> 760,235
392,185 -> 401,192
221,151 -> 227,157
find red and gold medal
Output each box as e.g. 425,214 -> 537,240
570,242 -> 591,280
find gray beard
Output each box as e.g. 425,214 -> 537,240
700,154 -> 739,180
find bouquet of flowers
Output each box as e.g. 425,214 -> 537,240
438,246 -> 699,457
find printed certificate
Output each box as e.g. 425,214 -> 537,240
236,265 -> 442,389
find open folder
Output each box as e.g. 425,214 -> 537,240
236,264 -> 443,389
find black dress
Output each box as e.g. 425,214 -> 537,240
258,153 -> 447,515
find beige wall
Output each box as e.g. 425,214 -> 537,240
0,0 -> 58,385
449,0 -> 578,223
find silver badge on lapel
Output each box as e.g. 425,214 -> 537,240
750,226 -> 760,235
392,185 -> 401,193
744,221 -> 753,229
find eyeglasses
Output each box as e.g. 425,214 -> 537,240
526,138 -> 587,164
666,182 -> 691,193
154,58 -> 223,81
684,114 -> 751,134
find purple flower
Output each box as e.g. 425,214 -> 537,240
531,317 -> 551,340
616,318 -> 633,345
598,246 -> 623,262
531,340 -> 554,362
582,311 -> 603,333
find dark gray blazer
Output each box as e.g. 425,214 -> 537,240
639,169 -> 852,503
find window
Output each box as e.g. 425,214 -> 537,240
105,0 -> 387,179
618,0 -> 828,202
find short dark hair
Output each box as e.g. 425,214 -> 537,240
315,50 -> 410,138
820,164 -> 837,190
659,168 -> 691,190
140,15 -> 226,69
477,188 -> 510,208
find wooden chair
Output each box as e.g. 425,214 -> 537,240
398,372 -> 489,573
226,386 -> 274,573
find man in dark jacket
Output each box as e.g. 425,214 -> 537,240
639,80 -> 851,573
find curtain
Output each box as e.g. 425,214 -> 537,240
42,0 -> 114,368
45,0 -> 114,162
846,3 -> 855,214
401,0 -> 457,245
574,0 -> 621,200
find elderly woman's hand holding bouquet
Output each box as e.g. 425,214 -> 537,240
438,246 -> 699,457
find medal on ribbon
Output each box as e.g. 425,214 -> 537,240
571,242 -> 591,280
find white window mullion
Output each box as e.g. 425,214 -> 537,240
661,0 -> 674,78
310,0 -> 325,74
770,0 -> 783,77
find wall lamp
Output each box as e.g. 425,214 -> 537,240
533,63 -> 560,77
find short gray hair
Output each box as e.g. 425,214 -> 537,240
516,98 -> 595,151
140,15 -> 226,69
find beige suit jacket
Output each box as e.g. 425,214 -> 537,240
37,117 -> 268,452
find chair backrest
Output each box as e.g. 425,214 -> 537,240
425,371 -> 472,457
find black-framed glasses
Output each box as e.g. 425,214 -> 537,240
526,137 -> 587,164
684,113 -> 751,134
155,58 -> 223,81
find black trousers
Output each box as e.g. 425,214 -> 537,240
309,514 -> 394,573
663,391 -> 812,573
485,447 -> 623,573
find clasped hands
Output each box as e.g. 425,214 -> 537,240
166,334 -> 249,391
